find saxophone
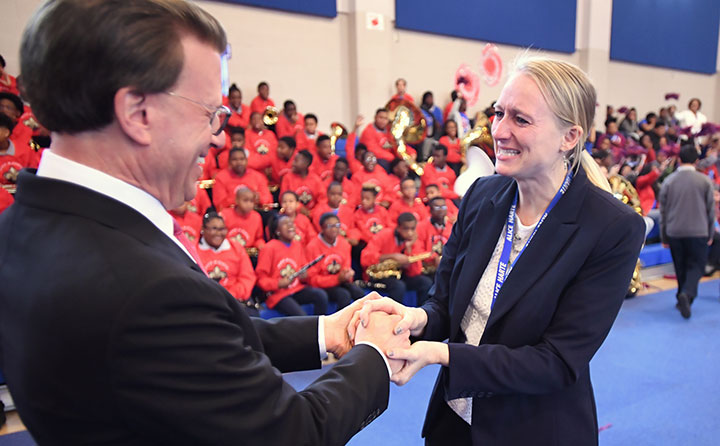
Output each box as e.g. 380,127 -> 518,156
366,252 -> 433,280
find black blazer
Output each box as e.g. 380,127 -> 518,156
420,167 -> 645,445
0,171 -> 388,446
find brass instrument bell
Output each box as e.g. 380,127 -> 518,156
263,106 -> 279,126
330,122 -> 348,155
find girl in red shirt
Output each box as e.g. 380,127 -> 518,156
438,119 -> 462,175
279,191 -> 317,245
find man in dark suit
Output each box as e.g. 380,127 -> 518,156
0,1 -> 409,444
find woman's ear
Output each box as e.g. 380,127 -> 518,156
562,125 -> 583,153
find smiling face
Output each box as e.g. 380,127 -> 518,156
202,216 -> 227,249
276,215 -> 296,242
491,74 -> 570,183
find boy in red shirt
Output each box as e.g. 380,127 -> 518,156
360,212 -> 433,305
351,151 -> 392,207
0,56 -> 19,96
196,212 -> 258,315
359,108 -> 394,170
245,112 -> 278,168
280,149 -> 324,210
424,183 -> 458,222
323,157 -> 356,209
169,201 -> 203,243
386,158 -> 410,201
306,213 -> 365,309
421,143 -> 459,201
275,100 -> 304,139
352,184 -> 390,245
417,196 -> 453,278
220,186 -> 266,263
279,191 -> 317,245
226,84 -> 250,129
256,215 -> 329,316
438,119 -> 462,175
309,135 -> 337,181
0,113 -> 34,185
295,113 -> 322,152
189,183 -> 213,217
388,177 -> 430,226
203,127 -> 243,180
213,148 -> 272,211
249,81 -> 275,115
311,181 -> 356,237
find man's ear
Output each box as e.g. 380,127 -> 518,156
562,125 -> 583,153
114,87 -> 152,146
0,127 -> 10,141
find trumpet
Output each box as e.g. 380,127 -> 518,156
330,122 -> 348,155
263,106 -> 279,126
197,179 -> 215,189
366,252 -> 433,280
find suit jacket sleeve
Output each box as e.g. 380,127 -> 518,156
109,276 -> 389,445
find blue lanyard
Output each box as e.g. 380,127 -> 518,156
491,169 -> 573,309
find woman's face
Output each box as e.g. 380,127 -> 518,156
203,217 -> 227,249
491,74 -> 572,182
628,109 -> 636,121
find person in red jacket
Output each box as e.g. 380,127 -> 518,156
351,151 -> 392,207
309,135 -> 337,181
306,213 -> 365,309
386,158 -> 410,202
280,149 -> 324,210
0,186 -> 13,214
323,157 -> 357,209
347,142 -> 367,176
0,56 -> 19,96
350,184 -> 390,279
388,177 -> 430,226
256,214 -> 329,316
0,113 -> 34,186
249,81 -> 275,115
203,127 -> 242,180
295,113 -> 322,153
420,143 -> 460,202
359,108 -> 394,171
189,183 -> 213,217
438,119 -> 462,176
311,181 -> 356,238
267,136 -> 296,188
213,148 -> 272,210
390,78 -> 414,104
221,186 -> 266,262
423,184 -> 458,222
275,100 -> 304,139
417,196 -> 453,277
360,212 -> 433,305
245,112 -> 278,168
169,201 -> 203,243
226,84 -> 250,129
196,212 -> 258,316
279,191 -> 317,245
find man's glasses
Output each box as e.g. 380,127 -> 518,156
325,223 -> 342,229
166,92 -> 231,136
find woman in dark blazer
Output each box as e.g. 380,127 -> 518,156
353,58 -> 646,445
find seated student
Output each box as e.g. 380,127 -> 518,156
196,212 -> 258,316
268,136 -> 296,187
351,151 -> 392,207
347,142 -> 367,176
597,119 -> 626,161
386,158 -> 409,201
279,190 -> 317,245
221,186 -> 266,257
226,83 -> 250,129
323,157 -> 357,209
306,213 -> 365,310
420,143 -> 460,201
0,113 -> 34,185
189,183 -> 213,218
0,186 -> 13,214
423,183 -> 458,222
203,127 -> 243,180
212,148 -> 272,211
360,212 -> 433,305
169,201 -> 203,243
275,100 -> 304,139
0,93 -> 33,156
390,78 -> 414,103
350,184 -> 390,278
245,111 -> 278,162
0,56 -> 19,96
250,81 -> 275,115
388,177 -> 430,226
280,149 -> 324,210
360,108 -> 395,171
311,181 -> 356,236
256,214 -> 329,316
417,196 -> 454,277
309,135 -> 337,181
295,113 -> 323,153
438,119 -> 462,176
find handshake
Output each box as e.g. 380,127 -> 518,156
324,293 -> 446,386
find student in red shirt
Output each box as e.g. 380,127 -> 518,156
249,81 -> 275,115
309,135 -> 337,181
279,191 -> 317,245
245,112 -> 278,168
275,100 -> 304,139
390,78 -> 414,104
438,119 -> 463,176
280,149 -> 324,210
169,201 -> 203,243
203,127 -> 242,180
306,213 -> 365,309
220,186 -> 266,263
295,113 -> 322,153
0,113 -> 34,185
347,142 -> 367,176
0,56 -> 19,96
421,143 -> 460,201
311,181 -> 356,237
323,157 -> 357,209
424,183 -> 458,222
359,108 -> 395,170
350,184 -> 390,279
341,115 -> 364,173
360,212 -> 433,305
226,83 -> 250,129
388,177 -> 430,226
0,186 -> 13,214
256,214 -> 328,316
189,183 -> 213,218
386,158 -> 410,202
417,196 -> 453,277
267,136 -> 296,188
351,151 -> 392,207
213,148 -> 272,211
196,212 -> 258,316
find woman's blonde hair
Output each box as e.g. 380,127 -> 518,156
512,57 -> 610,192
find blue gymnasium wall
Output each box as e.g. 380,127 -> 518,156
218,0 -> 336,18
610,0 -> 720,74
394,0 -> 577,54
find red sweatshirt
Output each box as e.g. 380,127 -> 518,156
352,205 -> 390,243
169,210 -> 203,244
421,163 -> 459,199
296,130 -> 324,152
213,167 -> 272,210
438,136 -> 462,164
387,197 -> 430,227
360,125 -> 395,162
417,217 -> 454,258
0,139 -> 35,185
246,128 -> 278,157
280,171 -> 325,210
227,104 -> 250,129
256,239 -> 308,308
275,112 -> 304,139
360,228 -> 427,277
286,213 -> 317,246
322,176 -> 357,210
306,235 -> 353,288
190,185 -> 213,217
220,208 -> 266,250
342,132 -> 364,175
311,201 -> 356,235
250,96 -> 275,115
350,168 -> 392,204
197,238 -> 256,301
310,154 -> 338,181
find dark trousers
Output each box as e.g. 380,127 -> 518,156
325,283 -> 365,310
707,231 -> 720,267
374,274 -> 433,306
425,400 -> 472,445
351,241 -> 368,280
668,236 -> 708,300
274,287 -> 329,316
